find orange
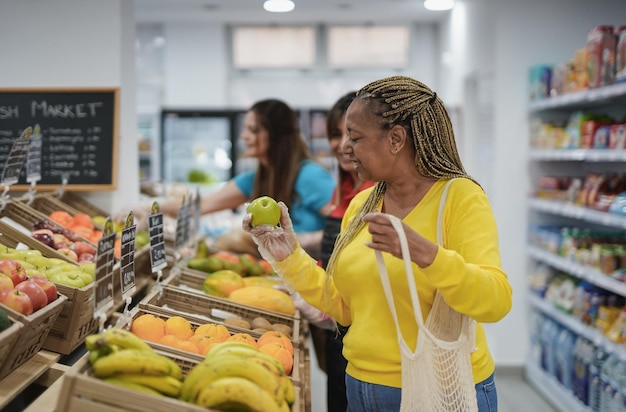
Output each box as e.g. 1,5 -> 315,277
225,333 -> 258,348
159,334 -> 183,348
257,330 -> 294,355
72,213 -> 94,230
130,314 -> 166,343
259,342 -> 293,375
188,335 -> 221,355
177,339 -> 202,354
164,316 -> 194,340
49,210 -> 73,227
194,323 -> 230,342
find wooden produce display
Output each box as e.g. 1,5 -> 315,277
0,314 -> 24,376
140,281 -> 301,347
0,292 -> 66,380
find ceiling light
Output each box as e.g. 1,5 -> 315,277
424,0 -> 454,11
263,0 -> 295,13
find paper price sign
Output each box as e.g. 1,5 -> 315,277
26,124 -> 42,184
93,218 -> 116,314
120,212 -> 137,297
148,202 -> 167,272
174,198 -> 191,250
1,127 -> 31,186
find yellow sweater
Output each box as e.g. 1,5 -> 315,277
274,178 -> 512,387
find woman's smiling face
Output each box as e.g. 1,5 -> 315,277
345,98 -> 397,182
240,110 -> 269,161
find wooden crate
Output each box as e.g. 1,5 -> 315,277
0,293 -> 67,380
129,305 -> 303,385
56,351 -> 304,411
0,314 -> 24,375
52,191 -> 110,218
0,218 -> 100,355
20,193 -> 86,220
140,283 -> 301,347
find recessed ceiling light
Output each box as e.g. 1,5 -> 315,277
263,0 -> 295,13
424,0 -> 454,11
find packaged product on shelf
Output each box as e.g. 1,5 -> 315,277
528,64 -> 553,101
608,123 -> 626,149
587,25 -> 617,88
616,26 -> 626,83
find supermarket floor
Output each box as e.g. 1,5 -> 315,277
306,337 -> 558,412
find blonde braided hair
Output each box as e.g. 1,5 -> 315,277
326,76 -> 477,286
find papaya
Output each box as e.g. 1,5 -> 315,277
203,270 -> 245,298
188,256 -> 223,274
228,286 -> 295,316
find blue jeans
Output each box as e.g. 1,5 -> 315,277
345,372 -> 497,412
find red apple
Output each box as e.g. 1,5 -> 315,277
56,248 -> 79,262
0,273 -> 13,292
31,228 -> 56,249
78,253 -> 95,263
0,258 -> 27,286
72,241 -> 96,257
0,289 -> 33,315
52,233 -> 71,250
29,275 -> 58,304
15,280 -> 48,311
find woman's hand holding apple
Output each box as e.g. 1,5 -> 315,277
243,199 -> 298,263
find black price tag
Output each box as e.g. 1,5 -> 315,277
175,198 -> 191,250
148,202 -> 167,272
26,124 -> 42,184
94,217 -> 116,314
1,127 -> 31,186
193,188 -> 201,240
120,212 -> 137,297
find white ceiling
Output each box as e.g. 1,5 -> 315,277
134,0 -> 449,25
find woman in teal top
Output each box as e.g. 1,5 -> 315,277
146,98 -> 335,253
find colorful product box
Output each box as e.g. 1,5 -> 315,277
609,124 -> 626,149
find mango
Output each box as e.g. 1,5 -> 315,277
228,286 -> 295,316
203,270 -> 245,298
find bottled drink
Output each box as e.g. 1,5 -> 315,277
599,353 -> 619,411
588,344 -> 609,411
555,328 -> 576,390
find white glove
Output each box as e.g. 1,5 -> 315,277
291,292 -> 335,331
242,202 -> 298,264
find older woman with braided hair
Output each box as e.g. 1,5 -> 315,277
243,76 -> 512,412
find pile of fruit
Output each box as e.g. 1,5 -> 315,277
0,255 -> 59,315
85,327 -> 295,411
0,246 -> 94,289
130,314 -> 294,375
31,219 -> 97,263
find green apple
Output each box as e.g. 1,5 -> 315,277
49,271 -> 86,288
80,262 -> 96,278
246,196 -> 281,227
75,270 -> 94,285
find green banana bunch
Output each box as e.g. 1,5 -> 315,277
92,349 -> 183,380
110,373 -> 183,398
184,355 -> 284,405
194,376 -> 283,411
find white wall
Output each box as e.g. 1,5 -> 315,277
0,0 -> 139,214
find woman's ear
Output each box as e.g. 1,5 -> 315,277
389,124 -> 408,154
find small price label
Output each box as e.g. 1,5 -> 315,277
26,124 -> 42,184
175,197 -> 191,250
94,217 -> 116,315
148,202 -> 167,272
1,127 -> 31,186
120,212 -> 137,297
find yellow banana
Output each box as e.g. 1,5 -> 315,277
103,377 -> 164,396
84,333 -> 101,352
92,349 -> 179,379
101,327 -> 153,352
279,399 -> 291,412
205,341 -> 261,359
112,373 -> 182,398
188,355 -> 284,405
195,376 -> 282,411
88,343 -> 120,365
179,361 -> 215,402
281,375 -> 295,405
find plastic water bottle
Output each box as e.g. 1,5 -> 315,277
611,357 -> 626,412
540,317 -> 554,372
555,328 -> 576,390
528,311 -> 544,367
588,344 -> 609,411
547,321 -> 561,378
600,353 -> 619,411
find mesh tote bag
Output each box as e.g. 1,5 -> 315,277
374,179 -> 478,412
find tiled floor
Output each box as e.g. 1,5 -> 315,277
307,337 -> 557,412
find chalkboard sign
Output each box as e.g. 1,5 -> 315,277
0,88 -> 118,191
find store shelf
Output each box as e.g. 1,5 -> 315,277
528,198 -> 626,229
524,358 -> 590,412
527,245 -> 626,297
528,82 -> 626,112
527,293 -> 626,360
528,149 -> 626,162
